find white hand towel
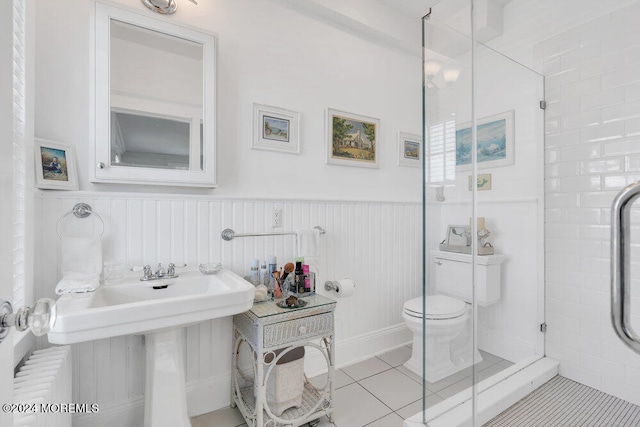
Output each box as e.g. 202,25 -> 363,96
296,228 -> 320,258
55,274 -> 100,295
61,237 -> 103,277
58,237 -> 103,294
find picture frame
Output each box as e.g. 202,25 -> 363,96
34,138 -> 78,190
326,108 -> 379,168
397,132 -> 421,167
252,103 -> 301,154
455,110 -> 514,171
468,173 -> 493,191
446,225 -> 469,246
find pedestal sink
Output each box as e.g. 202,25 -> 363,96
48,269 -> 255,427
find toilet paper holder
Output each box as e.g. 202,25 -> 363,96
324,281 -> 338,292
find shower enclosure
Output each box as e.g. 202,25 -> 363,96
420,0 -> 545,424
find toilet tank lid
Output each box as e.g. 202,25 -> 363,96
405,295 -> 466,317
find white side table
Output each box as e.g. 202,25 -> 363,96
232,294 -> 337,427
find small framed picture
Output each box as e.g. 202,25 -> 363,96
252,103 -> 301,154
446,225 -> 469,246
326,108 -> 379,168
34,138 -> 78,190
398,132 -> 421,167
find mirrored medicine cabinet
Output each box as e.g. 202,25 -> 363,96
92,2 -> 216,187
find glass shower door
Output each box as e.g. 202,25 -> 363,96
421,1 -> 545,425
422,1 -> 475,424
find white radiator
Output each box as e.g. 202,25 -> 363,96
13,346 -> 72,427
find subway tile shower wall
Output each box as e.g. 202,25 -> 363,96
34,193 -> 421,425
539,2 -> 640,407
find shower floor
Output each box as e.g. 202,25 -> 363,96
484,375 -> 640,427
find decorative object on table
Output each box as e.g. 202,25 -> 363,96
468,173 -> 492,191
446,225 -> 469,247
35,138 -> 79,190
455,110 -> 514,171
254,285 -> 270,302
277,296 -> 307,308
326,108 -> 379,168
397,132 -> 421,167
439,218 -> 495,255
252,103 -> 301,154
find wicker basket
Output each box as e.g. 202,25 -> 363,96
259,347 -> 306,416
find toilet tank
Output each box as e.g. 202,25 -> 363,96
430,250 -> 506,306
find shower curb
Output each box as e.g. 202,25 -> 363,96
403,356 -> 559,427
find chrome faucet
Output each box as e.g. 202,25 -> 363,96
156,263 -> 166,277
140,263 -> 180,281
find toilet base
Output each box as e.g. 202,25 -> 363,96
404,347 -> 483,383
403,305 -> 483,383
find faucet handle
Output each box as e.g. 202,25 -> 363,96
142,265 -> 153,280
167,263 -> 176,276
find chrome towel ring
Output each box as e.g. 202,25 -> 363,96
56,203 -> 105,239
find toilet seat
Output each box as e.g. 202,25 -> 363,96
403,295 -> 466,320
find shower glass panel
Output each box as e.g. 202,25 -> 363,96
473,34 -> 545,421
422,1 -> 544,425
422,0 -> 474,423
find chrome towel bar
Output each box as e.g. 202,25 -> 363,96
221,226 -> 326,241
56,203 -> 105,239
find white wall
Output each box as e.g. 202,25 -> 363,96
539,1 -> 640,406
487,0 -> 640,74
33,0 -> 424,424
35,0 -> 422,201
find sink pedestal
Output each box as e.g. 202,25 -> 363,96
144,328 -> 190,427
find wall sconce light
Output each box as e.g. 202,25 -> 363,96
424,60 -> 443,81
142,0 -> 198,15
443,67 -> 461,84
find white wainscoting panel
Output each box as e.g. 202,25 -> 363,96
35,192 -> 421,424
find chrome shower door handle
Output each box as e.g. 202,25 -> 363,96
611,181 -> 640,355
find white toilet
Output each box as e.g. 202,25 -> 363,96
403,250 -> 505,383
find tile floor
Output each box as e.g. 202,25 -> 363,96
191,346 -> 513,427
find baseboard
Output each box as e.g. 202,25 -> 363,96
72,324 -> 410,425
72,397 -> 144,427
304,322 -> 412,378
72,373 -> 231,425
403,356 -> 559,427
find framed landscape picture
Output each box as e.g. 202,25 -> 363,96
455,110 -> 514,171
326,108 -> 379,168
398,132 -> 421,167
34,138 -> 78,190
252,103 -> 301,154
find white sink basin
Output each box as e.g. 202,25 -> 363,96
48,268 -> 255,427
48,269 -> 255,344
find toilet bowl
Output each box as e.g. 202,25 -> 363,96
402,250 -> 505,383
403,295 -> 474,383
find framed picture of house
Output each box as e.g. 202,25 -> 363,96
398,132 -> 421,167
326,108 -> 379,168
34,138 -> 79,190
455,110 -> 514,171
252,103 -> 301,154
